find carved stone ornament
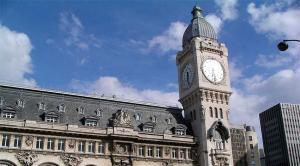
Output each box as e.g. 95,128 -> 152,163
16,151 -> 38,166
114,143 -> 129,155
162,161 -> 173,166
25,136 -> 34,146
113,110 -> 132,128
68,139 -> 76,149
60,154 -> 82,166
111,156 -> 131,166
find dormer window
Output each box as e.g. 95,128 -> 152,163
45,116 -> 58,123
135,113 -> 141,121
44,112 -> 59,123
174,124 -> 187,136
1,106 -> 16,119
151,116 -> 157,123
86,121 -> 97,127
17,99 -> 24,108
58,104 -> 66,112
0,97 -> 4,106
142,122 -> 155,133
96,109 -> 103,117
84,116 -> 98,127
38,102 -> 46,110
78,107 -> 84,114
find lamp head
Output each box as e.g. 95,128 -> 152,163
277,41 -> 289,51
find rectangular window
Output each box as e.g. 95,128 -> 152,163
172,148 -> 178,159
58,139 -> 65,151
176,130 -> 185,135
187,149 -> 191,159
144,127 -> 153,133
88,142 -> 95,153
220,109 -> 223,119
179,149 -> 185,159
147,146 -> 153,157
156,147 -> 162,158
138,146 -> 145,156
45,117 -> 58,123
249,136 -> 253,141
250,144 -> 254,149
78,141 -> 85,152
2,112 -> 15,119
1,134 -> 10,147
47,138 -> 55,150
13,135 -> 22,148
86,121 -> 97,127
36,137 -> 44,149
98,142 -> 105,154
215,108 -> 218,118
210,107 -> 213,118
193,110 -> 196,120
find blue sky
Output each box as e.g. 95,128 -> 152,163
1,0 -> 300,145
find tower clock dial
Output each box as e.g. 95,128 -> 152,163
182,63 -> 194,88
202,59 -> 224,84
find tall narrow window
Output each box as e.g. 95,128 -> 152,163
156,147 -> 162,158
36,137 -> 44,149
172,148 -> 178,159
58,139 -> 65,151
187,149 -> 191,159
220,109 -> 223,119
190,112 -> 193,120
98,142 -> 105,154
138,146 -> 145,156
210,107 -> 213,118
0,97 -> 4,106
47,138 -> 54,150
2,134 -> 10,147
179,149 -> 185,159
78,141 -> 85,152
88,142 -> 95,153
193,110 -> 196,120
147,146 -> 153,157
215,108 -> 218,118
13,135 -> 22,148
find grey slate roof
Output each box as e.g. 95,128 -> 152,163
0,84 -> 192,135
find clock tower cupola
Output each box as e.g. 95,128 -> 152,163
176,6 -> 233,166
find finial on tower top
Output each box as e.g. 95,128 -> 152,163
191,6 -> 203,18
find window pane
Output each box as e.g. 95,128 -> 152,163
58,139 -> 65,151
2,134 -> 10,147
14,135 -> 22,148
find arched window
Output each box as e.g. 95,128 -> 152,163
215,108 -> 218,118
96,109 -> 103,117
220,108 -> 223,119
0,160 -> 17,166
151,116 -> 157,123
210,107 -> 213,117
135,113 -> 141,121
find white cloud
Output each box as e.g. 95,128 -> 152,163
229,61 -> 243,83
0,25 -> 36,86
148,21 -> 187,53
247,3 -> 300,40
205,14 -> 223,35
255,54 -> 292,68
205,0 -> 238,36
70,76 -> 180,107
215,0 -> 238,20
59,11 -> 102,50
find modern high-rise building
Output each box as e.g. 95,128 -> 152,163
260,103 -> 300,166
230,124 -> 261,166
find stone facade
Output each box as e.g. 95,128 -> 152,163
230,124 -> 261,166
0,5 -> 262,166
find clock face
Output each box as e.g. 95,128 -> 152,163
202,59 -> 224,84
182,63 -> 194,88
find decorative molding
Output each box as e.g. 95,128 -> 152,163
60,154 -> 82,166
68,139 -> 76,149
16,151 -> 38,166
113,110 -> 132,128
25,135 -> 34,146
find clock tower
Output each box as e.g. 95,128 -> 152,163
177,6 -> 233,166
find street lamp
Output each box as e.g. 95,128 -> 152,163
277,40 -> 300,51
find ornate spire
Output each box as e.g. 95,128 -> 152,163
191,6 -> 203,19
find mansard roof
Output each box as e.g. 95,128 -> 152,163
0,84 -> 192,135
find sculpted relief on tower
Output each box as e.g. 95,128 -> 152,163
113,109 -> 133,128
